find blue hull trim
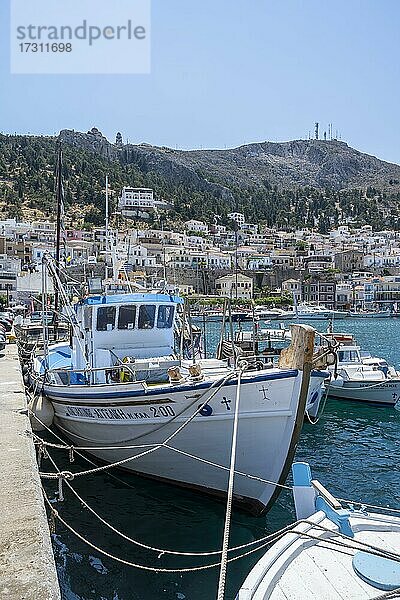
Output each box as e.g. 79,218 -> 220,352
46,369 -> 299,400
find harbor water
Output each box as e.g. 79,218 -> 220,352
43,317 -> 400,600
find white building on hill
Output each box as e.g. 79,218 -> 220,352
118,188 -> 169,218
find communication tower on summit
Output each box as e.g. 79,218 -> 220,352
314,122 -> 319,140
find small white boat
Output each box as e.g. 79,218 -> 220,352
238,462 -> 400,599
280,304 -> 349,321
326,334 -> 400,406
349,310 -> 392,319
254,308 -> 287,321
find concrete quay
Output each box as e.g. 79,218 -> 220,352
0,344 -> 60,599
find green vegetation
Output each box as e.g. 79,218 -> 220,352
1,133 -> 400,233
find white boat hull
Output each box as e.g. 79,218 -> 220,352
327,379 -> 400,406
44,368 -> 320,514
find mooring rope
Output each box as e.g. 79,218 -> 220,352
217,368 -> 243,600
370,589 -> 400,600
27,411 -> 293,491
42,486 -> 296,573
301,519 -> 400,563
44,443 -> 295,557
338,499 -> 400,515
33,367 -> 236,449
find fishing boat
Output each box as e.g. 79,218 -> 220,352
238,461 -> 400,599
31,279 -> 329,515
325,333 -> 400,406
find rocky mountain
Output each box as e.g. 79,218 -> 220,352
1,128 -> 400,231
60,128 -> 400,193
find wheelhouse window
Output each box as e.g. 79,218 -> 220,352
138,305 -> 156,329
96,306 -> 116,331
338,350 -> 358,363
118,305 -> 137,330
157,305 -> 175,329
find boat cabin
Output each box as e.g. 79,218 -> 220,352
72,293 -> 183,381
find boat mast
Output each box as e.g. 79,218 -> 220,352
105,175 -> 109,279
54,142 -> 63,337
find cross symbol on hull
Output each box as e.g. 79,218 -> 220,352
259,385 -> 271,401
221,396 -> 231,410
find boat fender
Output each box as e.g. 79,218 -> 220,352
120,356 -> 134,383
28,394 -> 54,431
326,351 -> 336,367
198,404 -> 213,416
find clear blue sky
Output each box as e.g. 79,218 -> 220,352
1,0 -> 400,163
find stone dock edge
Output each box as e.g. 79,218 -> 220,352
0,344 -> 61,599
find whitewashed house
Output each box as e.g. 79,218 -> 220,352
215,273 -> 253,300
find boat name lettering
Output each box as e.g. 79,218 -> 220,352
360,383 -> 397,389
149,405 -> 176,418
65,406 -> 152,420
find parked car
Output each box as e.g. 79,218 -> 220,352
0,318 -> 12,332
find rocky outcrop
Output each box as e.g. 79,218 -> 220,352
59,129 -> 400,193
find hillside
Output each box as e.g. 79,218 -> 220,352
1,128 -> 400,231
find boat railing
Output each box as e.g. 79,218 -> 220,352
44,362 -> 167,387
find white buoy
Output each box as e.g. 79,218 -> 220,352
28,394 -> 54,431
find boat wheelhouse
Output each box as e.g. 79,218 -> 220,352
67,293 -> 181,384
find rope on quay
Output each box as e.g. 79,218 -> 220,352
217,368 -> 243,600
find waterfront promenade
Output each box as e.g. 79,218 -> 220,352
0,344 -> 60,599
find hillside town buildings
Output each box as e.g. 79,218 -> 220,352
4,201 -> 400,309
